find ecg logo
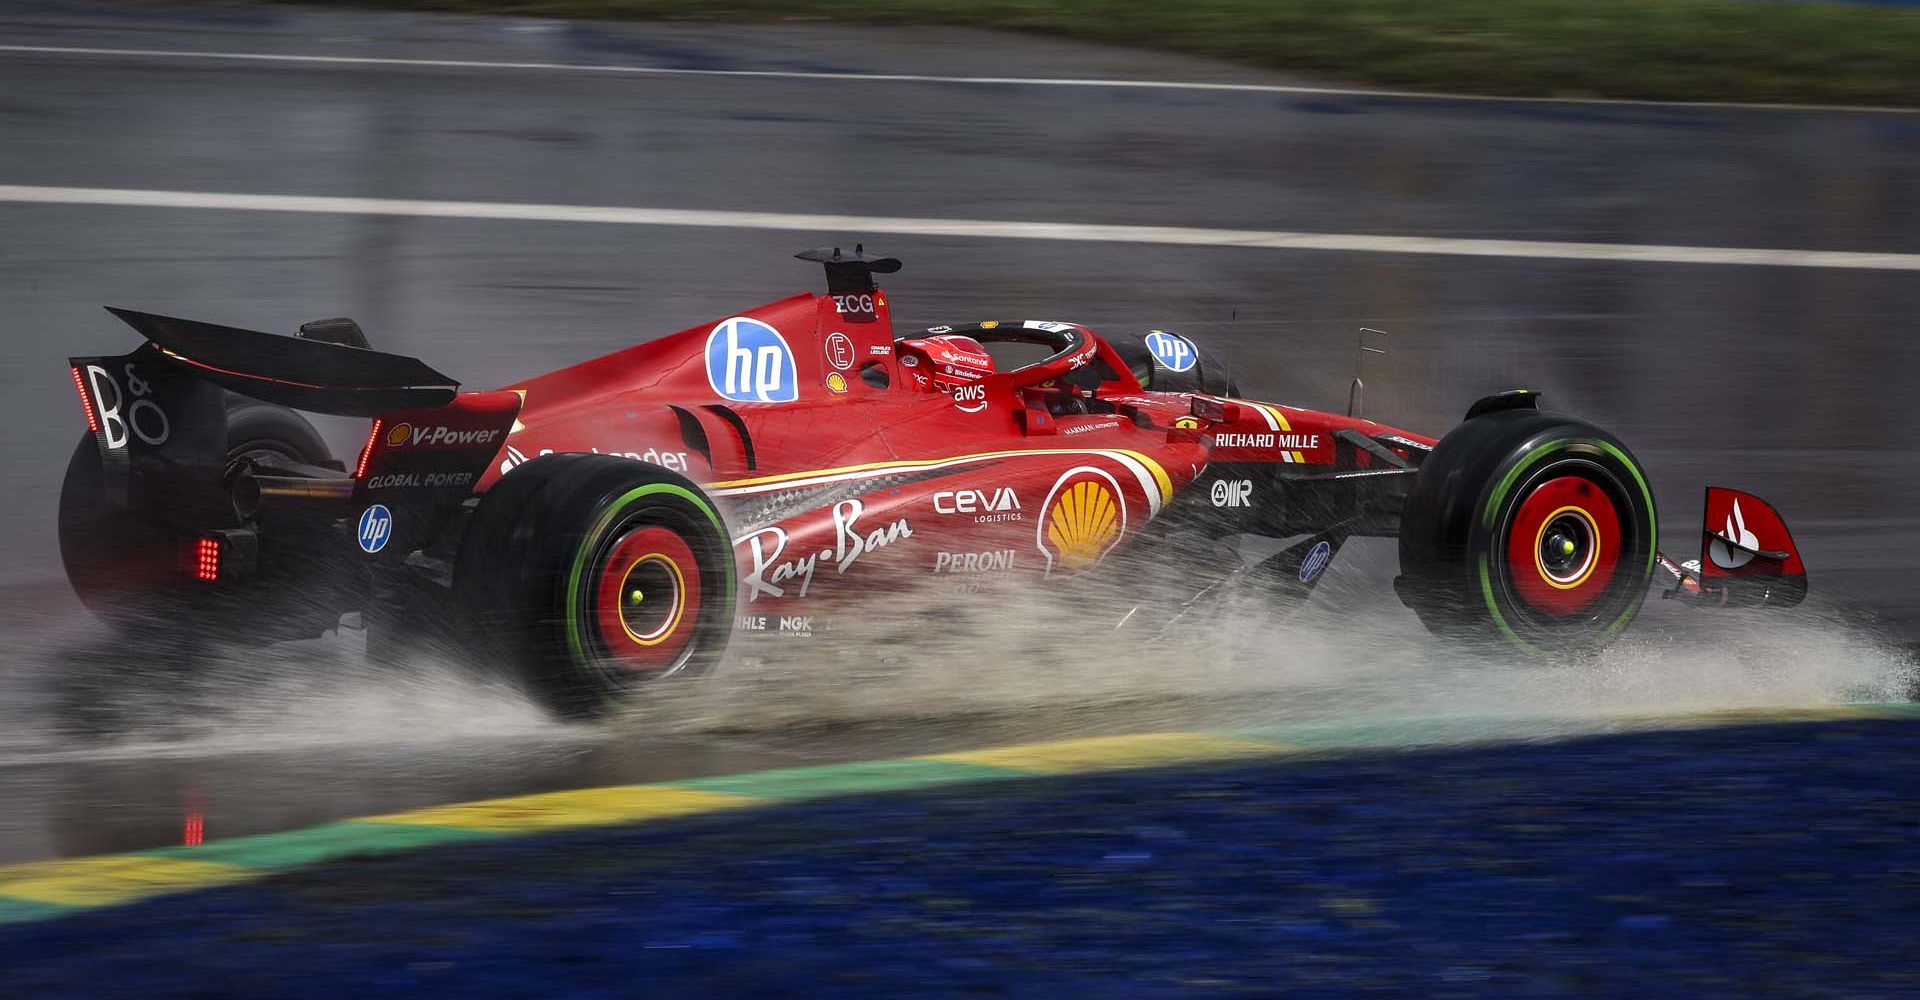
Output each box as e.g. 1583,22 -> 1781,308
705,317 -> 797,403
1144,330 -> 1198,373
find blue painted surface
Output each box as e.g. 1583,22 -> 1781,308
4,719 -> 1920,998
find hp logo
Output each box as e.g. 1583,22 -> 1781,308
357,504 -> 393,554
1144,330 -> 1198,373
1298,540 -> 1332,584
705,317 -> 797,403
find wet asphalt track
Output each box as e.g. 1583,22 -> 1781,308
1,1 -> 1919,863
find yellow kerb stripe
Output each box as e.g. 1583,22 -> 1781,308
925,732 -> 1292,775
359,785 -> 758,833
0,855 -> 254,908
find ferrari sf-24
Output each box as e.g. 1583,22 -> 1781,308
59,248 -> 1807,717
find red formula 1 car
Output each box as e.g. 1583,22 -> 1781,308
58,248 -> 1809,717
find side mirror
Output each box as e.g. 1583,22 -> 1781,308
1190,396 -> 1241,423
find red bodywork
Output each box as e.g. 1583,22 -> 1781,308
350,284 -> 1433,630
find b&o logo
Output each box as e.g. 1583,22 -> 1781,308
705,317 -> 797,403
357,504 -> 394,554
1144,330 -> 1198,373
85,363 -> 170,450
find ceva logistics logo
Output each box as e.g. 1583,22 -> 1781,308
1144,330 -> 1198,373
706,317 -> 797,403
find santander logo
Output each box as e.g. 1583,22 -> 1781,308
1709,498 -> 1760,570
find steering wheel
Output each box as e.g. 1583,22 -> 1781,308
922,321 -> 1099,390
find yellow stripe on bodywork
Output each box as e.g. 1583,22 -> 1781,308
0,855 -> 253,908
1238,401 -> 1309,465
925,732 -> 1292,775
359,784 -> 759,833
709,448 -> 1172,507
1251,401 -> 1293,433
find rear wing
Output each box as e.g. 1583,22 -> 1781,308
100,308 -> 458,417
68,309 -> 511,554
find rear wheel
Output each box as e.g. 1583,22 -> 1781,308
1396,410 -> 1657,655
453,454 -> 734,720
58,398 -> 332,634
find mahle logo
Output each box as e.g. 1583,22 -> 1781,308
705,317 -> 797,403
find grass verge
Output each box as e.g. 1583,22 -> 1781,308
305,0 -> 1920,107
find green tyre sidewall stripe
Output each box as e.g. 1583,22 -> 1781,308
564,482 -> 733,673
1476,436 -> 1658,655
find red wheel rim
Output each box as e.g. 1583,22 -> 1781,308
1505,475 -> 1621,617
593,526 -> 702,673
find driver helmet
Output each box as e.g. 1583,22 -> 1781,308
897,334 -> 994,394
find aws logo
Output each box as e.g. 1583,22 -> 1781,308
706,316 -> 797,403
954,383 -> 988,413
1037,467 -> 1127,577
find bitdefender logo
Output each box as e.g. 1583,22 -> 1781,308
705,317 -> 797,403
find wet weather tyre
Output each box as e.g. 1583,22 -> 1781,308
1395,411 -> 1657,656
223,398 -> 331,468
453,454 -> 735,720
1103,330 -> 1240,398
58,400 -> 332,634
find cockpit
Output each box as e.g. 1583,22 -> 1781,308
893,321 -> 1132,417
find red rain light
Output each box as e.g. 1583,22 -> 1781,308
70,367 -> 99,433
183,811 -> 205,848
355,418 -> 384,479
194,537 -> 221,582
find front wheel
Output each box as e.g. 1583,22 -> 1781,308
1396,410 -> 1658,656
453,454 -> 735,720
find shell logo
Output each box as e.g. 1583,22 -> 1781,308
1037,467 -> 1127,576
386,422 -> 412,447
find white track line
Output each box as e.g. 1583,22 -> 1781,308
3,184 -> 1917,272
0,43 -> 1913,115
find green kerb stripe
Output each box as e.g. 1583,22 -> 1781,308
672,758 -> 1024,800
143,821 -> 501,871
0,897 -> 78,925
